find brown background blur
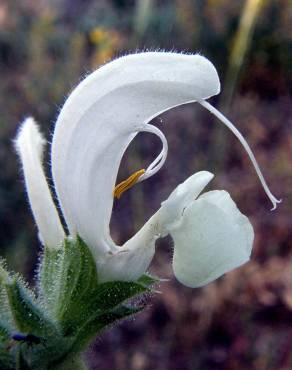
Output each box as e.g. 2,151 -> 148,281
0,1 -> 291,369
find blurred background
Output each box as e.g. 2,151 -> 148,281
0,0 -> 291,369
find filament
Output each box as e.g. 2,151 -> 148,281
138,124 -> 168,181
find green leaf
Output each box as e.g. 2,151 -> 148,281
60,279 -> 149,335
56,237 -> 99,326
6,278 -> 58,338
63,277 -> 150,353
38,247 -> 64,315
137,273 -> 161,288
15,334 -> 74,370
39,237 -> 150,337
48,240 -> 82,320
38,237 -> 99,316
0,239 -> 158,368
0,294 -> 14,343
0,237 -> 161,370
69,304 -> 144,355
38,237 -> 100,334
0,260 -> 17,339
90,280 -> 149,311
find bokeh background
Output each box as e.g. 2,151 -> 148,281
0,0 -> 291,369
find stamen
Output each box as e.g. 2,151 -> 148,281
114,169 -> 146,199
138,124 -> 168,182
199,99 -> 282,210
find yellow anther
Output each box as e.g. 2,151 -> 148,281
114,169 -> 145,199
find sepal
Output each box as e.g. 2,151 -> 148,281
35,237 -> 160,363
37,247 -> 64,316
0,262 -> 17,369
0,238 -> 161,369
69,304 -> 145,354
137,273 -> 161,288
0,260 -> 17,343
6,278 -> 58,337
38,236 -> 99,328
6,278 -> 73,369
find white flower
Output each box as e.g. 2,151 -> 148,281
14,52 -> 280,287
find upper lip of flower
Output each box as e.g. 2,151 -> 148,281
50,52 -> 221,256
14,51 -> 281,284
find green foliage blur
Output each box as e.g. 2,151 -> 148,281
0,1 -> 291,369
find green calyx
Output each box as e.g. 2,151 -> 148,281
0,237 -> 160,370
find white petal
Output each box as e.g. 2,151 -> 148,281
199,190 -> 254,248
98,171 -> 214,281
51,52 -> 220,257
159,171 -> 214,235
15,118 -> 65,248
97,213 -> 160,282
170,191 -> 254,288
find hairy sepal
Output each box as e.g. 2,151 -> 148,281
6,278 -> 73,369
38,236 -> 99,327
0,238 -> 160,368
37,236 -> 160,357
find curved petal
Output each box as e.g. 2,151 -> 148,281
97,213 -> 160,282
15,118 -> 65,248
51,52 -> 220,257
170,191 -> 254,288
199,190 -> 254,248
159,171 -> 214,236
98,171 -> 214,281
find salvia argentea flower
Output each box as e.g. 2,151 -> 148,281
14,52 -> 280,288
